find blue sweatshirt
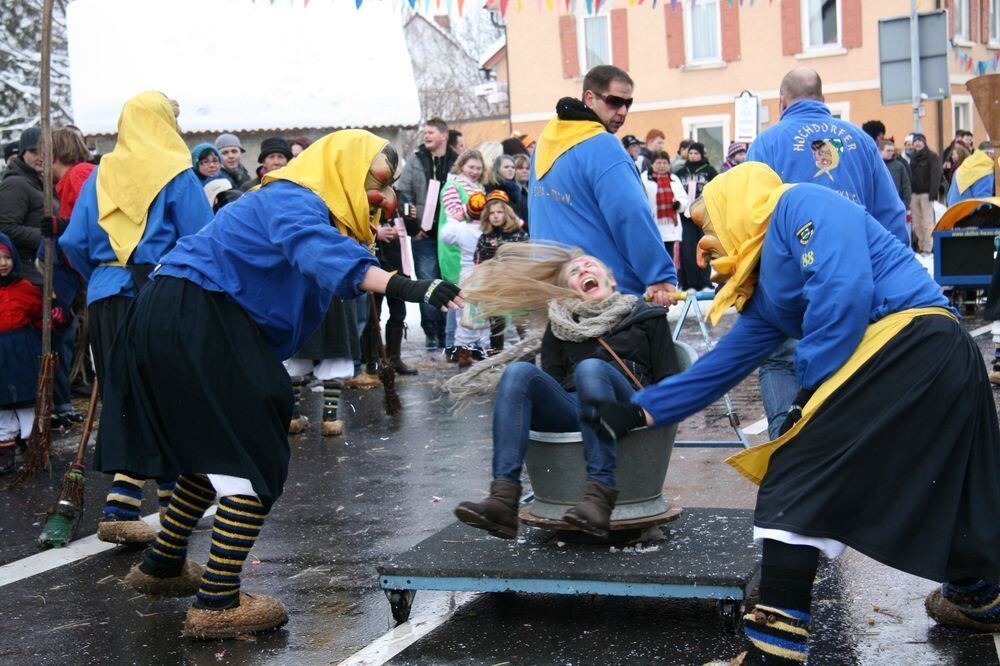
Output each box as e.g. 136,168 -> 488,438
528,132 -> 677,295
947,172 -> 994,206
156,181 -> 378,360
747,100 -> 909,246
59,169 -> 213,305
632,185 -> 949,425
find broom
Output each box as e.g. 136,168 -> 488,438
6,0 -> 57,487
38,380 -> 99,549
368,293 -> 401,415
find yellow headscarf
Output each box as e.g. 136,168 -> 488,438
954,149 -> 996,194
702,163 -> 796,325
96,91 -> 192,265
262,129 -> 387,247
533,116 -> 605,180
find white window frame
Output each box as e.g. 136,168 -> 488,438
801,0 -> 842,52
576,9 -> 613,73
990,0 -> 1000,45
682,113 -> 731,164
826,101 -> 850,121
952,94 -> 974,134
953,0 -> 971,43
683,0 -> 723,65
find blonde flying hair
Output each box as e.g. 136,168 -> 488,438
480,199 -> 521,234
450,149 -> 485,178
462,242 -> 595,320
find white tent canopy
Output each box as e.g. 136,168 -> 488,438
66,0 -> 421,134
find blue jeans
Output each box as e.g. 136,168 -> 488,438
492,359 -> 635,489
445,309 -> 458,348
758,337 -> 799,439
53,317 -> 77,413
412,237 -> 444,344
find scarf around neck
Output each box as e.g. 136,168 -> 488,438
547,292 -> 638,342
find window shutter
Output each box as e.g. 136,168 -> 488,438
559,15 -> 580,79
981,0 -> 991,43
945,0 -> 954,40
721,0 -> 741,62
781,0 -> 802,56
665,5 -> 685,68
971,0 -> 980,41
842,0 -> 862,48
611,8 -> 629,70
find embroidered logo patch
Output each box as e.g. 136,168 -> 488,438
796,221 -> 815,245
801,250 -> 815,268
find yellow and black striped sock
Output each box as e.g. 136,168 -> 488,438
195,494 -> 267,610
102,473 -> 145,520
140,474 -> 215,578
156,480 -> 175,512
322,380 -> 342,422
290,376 -> 305,420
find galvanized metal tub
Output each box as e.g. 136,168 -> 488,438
523,340 -> 697,522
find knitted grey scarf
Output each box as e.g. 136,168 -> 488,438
440,292 -> 637,411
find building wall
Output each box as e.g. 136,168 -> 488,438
505,0 -> 999,158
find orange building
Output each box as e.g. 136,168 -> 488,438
501,0 -> 1000,164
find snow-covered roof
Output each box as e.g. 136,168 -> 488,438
478,36 -> 506,70
65,0 -> 421,135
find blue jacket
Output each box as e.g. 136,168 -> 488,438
947,172 -> 994,206
156,181 -> 378,360
59,169 -> 213,305
528,132 -> 677,294
632,185 -> 950,425
747,100 -> 909,246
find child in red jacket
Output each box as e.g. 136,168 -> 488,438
0,233 -> 42,473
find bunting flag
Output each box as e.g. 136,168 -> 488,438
243,0 -> 815,16
950,39 -> 1000,75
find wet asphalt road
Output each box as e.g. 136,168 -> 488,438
0,305 -> 997,665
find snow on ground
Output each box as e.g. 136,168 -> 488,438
65,0 -> 420,134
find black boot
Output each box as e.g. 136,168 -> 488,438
454,479 -> 521,539
387,321 -> 417,376
563,480 -> 618,538
361,331 -> 378,375
0,440 -> 15,475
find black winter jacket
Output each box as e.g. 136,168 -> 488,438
541,301 -> 679,391
0,157 -> 50,286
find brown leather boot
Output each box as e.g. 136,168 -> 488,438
563,480 -> 618,539
457,347 -> 473,368
386,321 -> 417,376
454,479 -> 521,539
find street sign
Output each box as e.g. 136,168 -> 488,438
878,9 -> 950,105
733,91 -> 759,143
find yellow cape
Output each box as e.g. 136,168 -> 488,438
533,116 -> 605,180
96,91 -> 191,266
262,129 -> 386,247
702,163 -> 796,325
954,150 -> 996,194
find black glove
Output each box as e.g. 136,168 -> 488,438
41,216 -> 68,239
385,274 -> 460,310
777,388 -> 815,436
580,400 -> 648,442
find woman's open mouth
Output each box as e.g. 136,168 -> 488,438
581,277 -> 600,294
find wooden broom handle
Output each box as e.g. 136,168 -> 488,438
73,380 -> 99,467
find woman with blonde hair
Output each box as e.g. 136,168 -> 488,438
452,242 -> 679,539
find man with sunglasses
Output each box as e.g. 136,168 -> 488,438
529,65 -> 678,307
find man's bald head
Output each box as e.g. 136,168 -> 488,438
779,68 -> 824,110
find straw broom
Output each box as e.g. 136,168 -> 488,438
7,0 -> 57,487
38,380 -> 99,549
368,293 -> 401,415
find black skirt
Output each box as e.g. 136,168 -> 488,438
293,296 -> 360,361
94,277 -> 292,510
755,314 -> 1000,583
0,326 -> 40,408
88,294 -> 133,388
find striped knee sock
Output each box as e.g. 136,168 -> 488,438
322,380 -> 342,422
993,341 -> 1000,371
140,474 -> 215,577
156,480 -> 176,512
742,604 -> 811,664
943,580 -> 1000,624
102,473 -> 145,520
195,494 -> 267,610
290,376 -> 304,420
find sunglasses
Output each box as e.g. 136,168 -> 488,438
596,92 -> 634,110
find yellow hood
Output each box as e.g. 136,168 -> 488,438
533,116 -> 605,180
262,129 -> 387,246
96,91 -> 191,265
954,150 -> 996,194
702,163 -> 796,325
